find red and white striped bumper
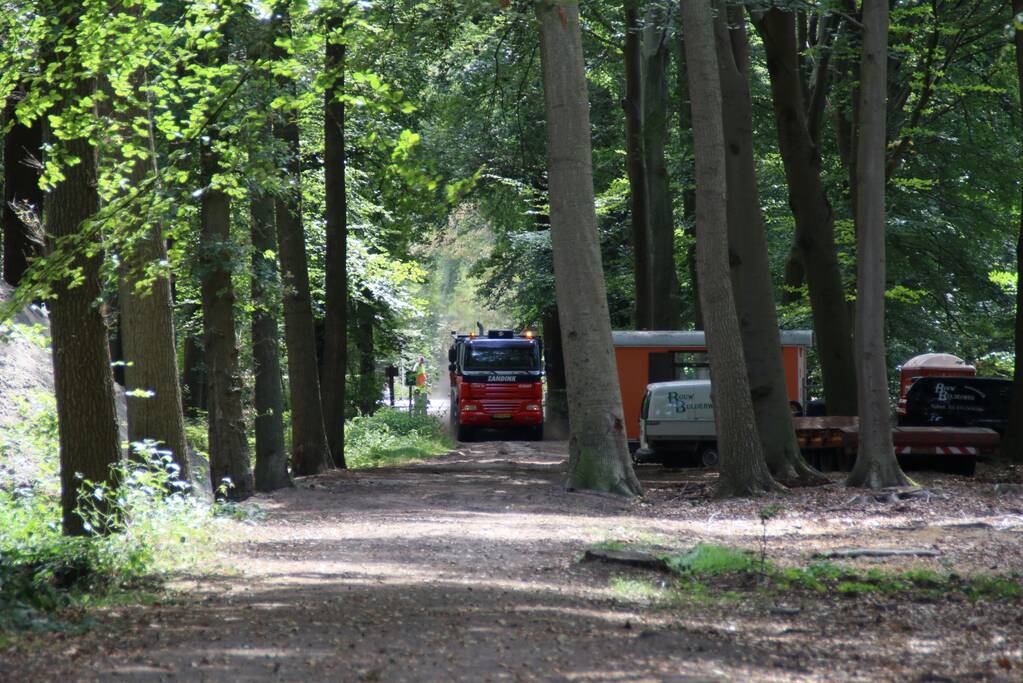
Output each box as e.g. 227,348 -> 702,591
896,446 -> 977,456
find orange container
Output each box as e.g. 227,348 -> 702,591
612,331 -> 813,443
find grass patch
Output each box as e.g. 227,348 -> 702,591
609,577 -> 663,602
664,543 -> 758,576
344,408 -> 453,468
599,542 -> 1023,604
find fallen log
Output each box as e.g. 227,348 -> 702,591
581,548 -> 671,572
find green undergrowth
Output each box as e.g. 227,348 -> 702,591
1,401 -> 222,641
600,543 -> 1022,604
344,407 -> 453,468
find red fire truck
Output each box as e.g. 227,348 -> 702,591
448,329 -> 544,441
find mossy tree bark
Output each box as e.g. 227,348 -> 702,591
846,0 -> 910,489
715,4 -> 823,486
537,1 -> 642,497
271,3 -> 333,477
680,0 -> 781,498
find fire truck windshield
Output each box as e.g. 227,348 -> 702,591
463,344 -> 539,372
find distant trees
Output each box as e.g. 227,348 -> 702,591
272,4 -> 333,478
537,0 -> 642,497
1001,2 -> 1023,463
753,7 -> 858,418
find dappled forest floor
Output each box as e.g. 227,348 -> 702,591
3,439 -> 1022,682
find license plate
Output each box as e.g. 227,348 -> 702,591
492,414 -> 512,420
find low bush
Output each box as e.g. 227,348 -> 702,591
1,406 -> 219,639
344,408 -> 453,468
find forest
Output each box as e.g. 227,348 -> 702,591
1,0 -> 1022,680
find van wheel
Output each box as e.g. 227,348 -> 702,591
526,425 -> 544,441
700,448 -> 719,468
457,424 -> 474,442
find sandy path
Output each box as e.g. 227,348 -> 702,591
5,439 -> 1022,682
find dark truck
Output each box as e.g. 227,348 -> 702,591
898,376 -> 1012,433
448,329 -> 544,441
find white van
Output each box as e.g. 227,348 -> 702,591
635,380 -> 719,467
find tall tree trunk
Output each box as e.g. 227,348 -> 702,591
181,312 -> 206,415
642,10 -> 682,330
251,189 -> 291,491
676,31 -> 702,329
354,289 -> 378,416
537,1 -> 642,497
754,8 -> 858,416
541,307 -> 569,438
199,131 -> 254,500
322,11 -> 348,468
44,27 -> 122,536
622,0 -> 653,330
715,5 -> 823,485
115,60 -> 190,481
272,4 -> 333,477
1001,0 -> 1023,463
846,0 -> 909,489
680,0 -> 779,498
3,90 -> 44,286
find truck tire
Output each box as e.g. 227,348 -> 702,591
456,424 -> 474,442
527,424 -> 544,441
700,447 -> 719,468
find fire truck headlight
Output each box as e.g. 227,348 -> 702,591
463,404 -> 479,412
525,403 -> 540,411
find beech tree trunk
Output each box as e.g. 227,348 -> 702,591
847,0 -> 909,489
115,62 -> 190,481
322,11 -> 349,468
641,11 -> 682,330
272,5 -> 333,477
680,0 -> 779,498
715,5 -> 823,485
199,129 -> 254,500
1001,0 -> 1023,462
622,0 -> 652,330
44,30 -> 122,536
537,1 -> 642,497
354,289 -> 378,416
676,32 -> 703,329
251,189 -> 291,491
541,307 -> 569,439
754,8 -> 858,417
3,90 -> 44,286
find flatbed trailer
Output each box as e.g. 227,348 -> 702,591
793,417 -> 999,475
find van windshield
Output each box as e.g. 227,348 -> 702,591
464,344 -> 539,371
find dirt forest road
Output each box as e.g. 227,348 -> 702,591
7,438 -> 1023,682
